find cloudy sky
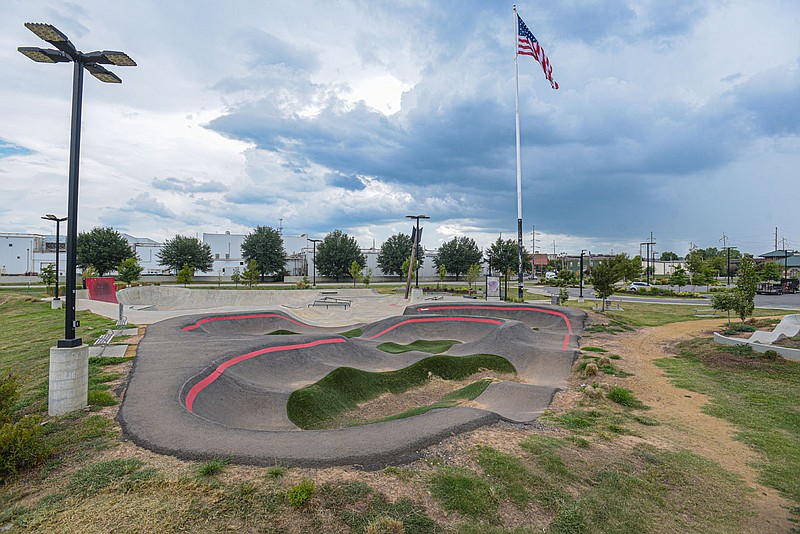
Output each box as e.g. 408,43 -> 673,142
1,1 -> 798,258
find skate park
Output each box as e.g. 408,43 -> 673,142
100,286 -> 586,468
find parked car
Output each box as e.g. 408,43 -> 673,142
545,271 -> 557,280
629,281 -> 652,291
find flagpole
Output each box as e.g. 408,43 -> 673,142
513,5 -> 524,300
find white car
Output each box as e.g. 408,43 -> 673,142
545,271 -> 557,280
629,281 -> 652,291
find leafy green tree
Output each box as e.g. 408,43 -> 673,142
117,257 -> 143,284
668,265 -> 689,290
40,264 -> 56,290
608,253 -> 642,283
242,260 -> 260,287
760,261 -> 784,282
378,233 -> 423,279
230,267 -> 241,288
241,226 -> 287,282
466,263 -> 482,294
401,257 -> 419,281
486,238 -> 531,277
176,264 -> 193,287
157,235 -> 213,273
590,260 -> 621,311
685,246 -> 705,285
76,227 -> 134,276
348,261 -> 363,287
438,263 -> 447,289
557,269 -> 577,286
315,230 -> 365,281
435,236 -> 482,280
733,254 -> 759,322
710,290 -> 736,326
362,267 -> 372,286
660,251 -> 679,261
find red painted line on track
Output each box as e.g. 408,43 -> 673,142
184,337 -> 345,412
182,313 -> 315,332
366,317 -> 504,340
416,305 -> 574,350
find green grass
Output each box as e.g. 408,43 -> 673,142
287,354 -> 515,429
570,300 -> 789,327
582,346 -> 609,353
66,459 -> 145,497
429,467 -> 498,522
195,458 -> 229,478
367,379 -> 493,424
377,339 -> 460,354
655,337 -> 800,502
266,329 -> 298,335
338,328 -> 362,338
606,387 -> 649,409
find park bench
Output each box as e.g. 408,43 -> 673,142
94,330 -> 115,346
308,296 -> 351,309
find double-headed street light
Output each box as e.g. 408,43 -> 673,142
405,214 -> 430,290
20,23 -> 135,348
41,214 -> 67,301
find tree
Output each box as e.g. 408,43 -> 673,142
608,253 -> 642,283
557,269 -> 577,286
760,261 -> 784,282
242,260 -> 260,287
117,257 -> 143,284
378,233 -> 423,279
230,267 -> 241,288
362,267 -> 372,286
466,263 -> 482,294
685,245 -> 705,286
157,235 -> 213,274
401,257 -> 419,281
668,265 -> 689,291
435,237 -> 482,280
176,264 -> 193,287
660,251 -> 679,261
315,230 -> 365,281
348,261 -> 363,287
486,238 -> 531,278
241,226 -> 287,282
438,264 -> 447,289
590,261 -> 621,311
40,264 -> 56,291
733,254 -> 759,322
76,227 -> 134,276
710,290 -> 736,327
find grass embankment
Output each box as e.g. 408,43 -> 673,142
655,339 -> 800,502
570,299 -> 789,327
287,353 -> 515,429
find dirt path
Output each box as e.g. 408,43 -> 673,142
595,318 -> 793,532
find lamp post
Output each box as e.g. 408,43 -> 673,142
41,214 -> 67,300
307,238 -> 322,287
579,249 -> 587,299
19,23 -> 135,348
405,215 -> 430,289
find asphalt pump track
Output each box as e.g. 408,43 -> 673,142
118,302 -> 586,468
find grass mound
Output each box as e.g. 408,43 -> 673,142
377,339 -> 460,354
287,354 -> 515,429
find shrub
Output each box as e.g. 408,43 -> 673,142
763,350 -> 779,361
0,374 -> 46,480
195,458 -> 229,478
286,478 -> 316,506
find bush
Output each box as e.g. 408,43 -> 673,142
763,350 -> 779,361
286,479 -> 316,506
0,374 -> 45,480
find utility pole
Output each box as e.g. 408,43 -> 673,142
781,237 -> 789,278
720,233 -> 731,286
640,233 -> 656,285
775,227 -> 778,251
579,250 -> 586,298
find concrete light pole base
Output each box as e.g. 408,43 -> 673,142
48,344 -> 88,416
51,299 -> 62,309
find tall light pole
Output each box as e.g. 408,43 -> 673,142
19,23 -> 135,348
405,215 -> 430,294
41,214 -> 67,301
307,238 -> 322,287
579,249 -> 587,299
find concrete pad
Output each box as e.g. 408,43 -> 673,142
88,345 -> 129,358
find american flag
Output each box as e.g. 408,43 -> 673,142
517,14 -> 558,90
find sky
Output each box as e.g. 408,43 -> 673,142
1,1 -> 798,258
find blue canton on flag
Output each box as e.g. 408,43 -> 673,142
517,15 -> 558,90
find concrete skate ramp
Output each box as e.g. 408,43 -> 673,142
404,302 -> 584,350
119,304 -> 585,468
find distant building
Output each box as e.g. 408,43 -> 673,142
759,250 -> 799,278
